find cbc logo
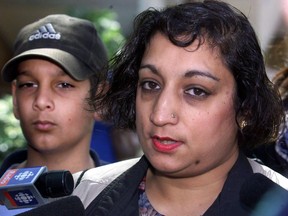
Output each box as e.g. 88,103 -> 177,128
14,192 -> 34,204
14,171 -> 34,181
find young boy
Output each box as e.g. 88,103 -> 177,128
0,14 -> 108,214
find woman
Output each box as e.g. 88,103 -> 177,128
74,1 -> 288,215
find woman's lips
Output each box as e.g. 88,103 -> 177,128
152,135 -> 182,152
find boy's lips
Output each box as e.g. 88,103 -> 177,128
33,120 -> 56,131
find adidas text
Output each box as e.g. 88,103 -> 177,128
29,32 -> 61,41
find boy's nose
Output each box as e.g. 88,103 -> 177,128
33,88 -> 54,111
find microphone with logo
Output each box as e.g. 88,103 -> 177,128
0,166 -> 74,209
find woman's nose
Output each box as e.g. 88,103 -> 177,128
149,92 -> 178,126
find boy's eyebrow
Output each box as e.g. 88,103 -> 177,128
17,68 -> 68,77
139,64 -> 220,81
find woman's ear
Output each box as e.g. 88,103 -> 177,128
93,111 -> 102,121
11,81 -> 20,120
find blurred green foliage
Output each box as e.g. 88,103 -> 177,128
70,9 -> 125,59
0,9 -> 125,164
0,95 -> 25,162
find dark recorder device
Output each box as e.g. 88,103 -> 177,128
0,166 -> 74,209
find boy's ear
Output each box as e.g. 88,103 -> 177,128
93,81 -> 109,121
11,81 -> 20,120
97,80 -> 109,95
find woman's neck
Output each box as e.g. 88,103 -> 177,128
145,151 -> 238,216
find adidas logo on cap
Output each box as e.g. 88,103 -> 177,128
29,23 -> 61,41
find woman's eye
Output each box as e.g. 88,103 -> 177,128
58,82 -> 74,88
185,87 -> 208,97
141,81 -> 160,91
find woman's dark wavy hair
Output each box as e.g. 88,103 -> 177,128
87,65 -> 109,111
99,0 -> 284,149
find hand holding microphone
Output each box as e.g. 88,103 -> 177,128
0,166 -> 74,209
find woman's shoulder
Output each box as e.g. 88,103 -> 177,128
72,157 -> 141,208
248,157 -> 288,190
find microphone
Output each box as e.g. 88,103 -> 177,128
15,196 -> 84,216
240,173 -> 288,215
0,167 -> 74,209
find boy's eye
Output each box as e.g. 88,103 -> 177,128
18,82 -> 37,88
58,82 -> 74,88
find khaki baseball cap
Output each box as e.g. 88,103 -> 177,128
1,14 -> 108,82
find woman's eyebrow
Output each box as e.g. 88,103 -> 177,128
139,64 -> 158,74
184,70 -> 220,81
140,64 -> 220,82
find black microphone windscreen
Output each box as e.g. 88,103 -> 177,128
15,196 -> 84,216
240,173 -> 288,211
35,170 -> 74,198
